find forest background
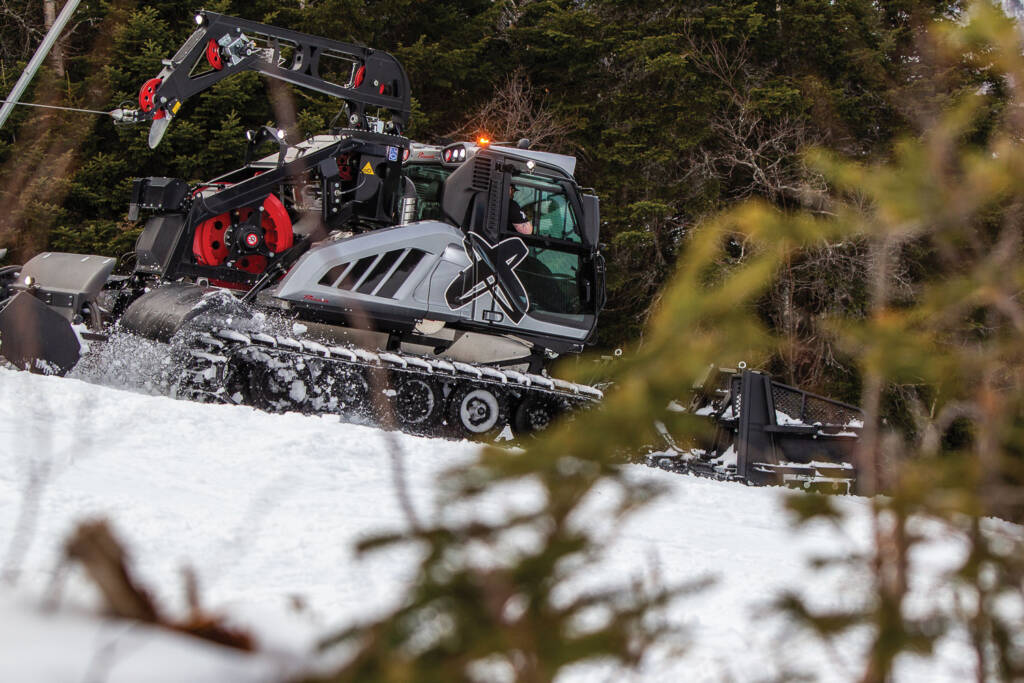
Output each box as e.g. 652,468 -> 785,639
0,0 -> 992,408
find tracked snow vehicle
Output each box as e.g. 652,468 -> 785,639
0,12 -> 864,490
0,12 -> 606,438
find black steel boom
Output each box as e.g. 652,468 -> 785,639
138,11 -> 411,146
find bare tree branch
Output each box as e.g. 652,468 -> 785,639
450,70 -> 573,152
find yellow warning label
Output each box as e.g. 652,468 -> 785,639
361,162 -> 375,175
171,100 -> 182,114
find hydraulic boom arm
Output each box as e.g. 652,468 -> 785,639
135,11 -> 411,147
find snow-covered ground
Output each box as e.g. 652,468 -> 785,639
0,367 -> 1014,681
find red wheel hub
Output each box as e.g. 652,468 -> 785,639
192,194 -> 293,288
138,77 -> 165,119
206,39 -> 223,70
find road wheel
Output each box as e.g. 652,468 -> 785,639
333,365 -> 371,419
512,395 -> 559,436
448,385 -> 507,438
392,375 -> 441,433
244,351 -> 307,412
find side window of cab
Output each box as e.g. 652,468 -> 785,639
406,164 -> 452,221
511,178 -> 582,243
508,176 -> 587,317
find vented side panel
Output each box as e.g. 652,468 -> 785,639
471,156 -> 491,191
338,255 -> 376,290
357,250 -> 403,295
376,249 -> 425,298
319,263 -> 349,287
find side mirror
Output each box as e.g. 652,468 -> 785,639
581,194 -> 600,247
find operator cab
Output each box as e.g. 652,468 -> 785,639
432,142 -> 605,340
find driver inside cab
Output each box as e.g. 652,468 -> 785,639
509,185 -> 532,235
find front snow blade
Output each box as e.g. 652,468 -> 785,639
0,291 -> 81,374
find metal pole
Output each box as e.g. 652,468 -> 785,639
0,0 -> 82,131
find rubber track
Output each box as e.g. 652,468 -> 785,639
175,326 -> 603,438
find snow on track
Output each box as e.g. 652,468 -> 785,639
0,368 -> 1008,681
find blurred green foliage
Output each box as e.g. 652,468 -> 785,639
308,3 -> 1024,680
772,4 -> 1024,680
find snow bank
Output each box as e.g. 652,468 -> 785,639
0,368 -> 1009,681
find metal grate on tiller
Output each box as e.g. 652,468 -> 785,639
771,383 -> 861,426
730,376 -> 743,419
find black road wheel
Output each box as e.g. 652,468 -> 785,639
302,356 -> 334,412
512,396 -> 559,436
652,455 -> 680,472
171,347 -> 225,403
392,375 -> 441,432
333,365 -> 370,419
244,352 -> 308,412
448,385 -> 507,437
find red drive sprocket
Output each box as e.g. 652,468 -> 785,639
192,194 -> 294,289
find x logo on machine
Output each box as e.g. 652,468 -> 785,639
445,233 -> 531,324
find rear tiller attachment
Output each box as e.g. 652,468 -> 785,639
651,369 -> 863,492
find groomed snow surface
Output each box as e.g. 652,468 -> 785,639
0,367 -> 1014,682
